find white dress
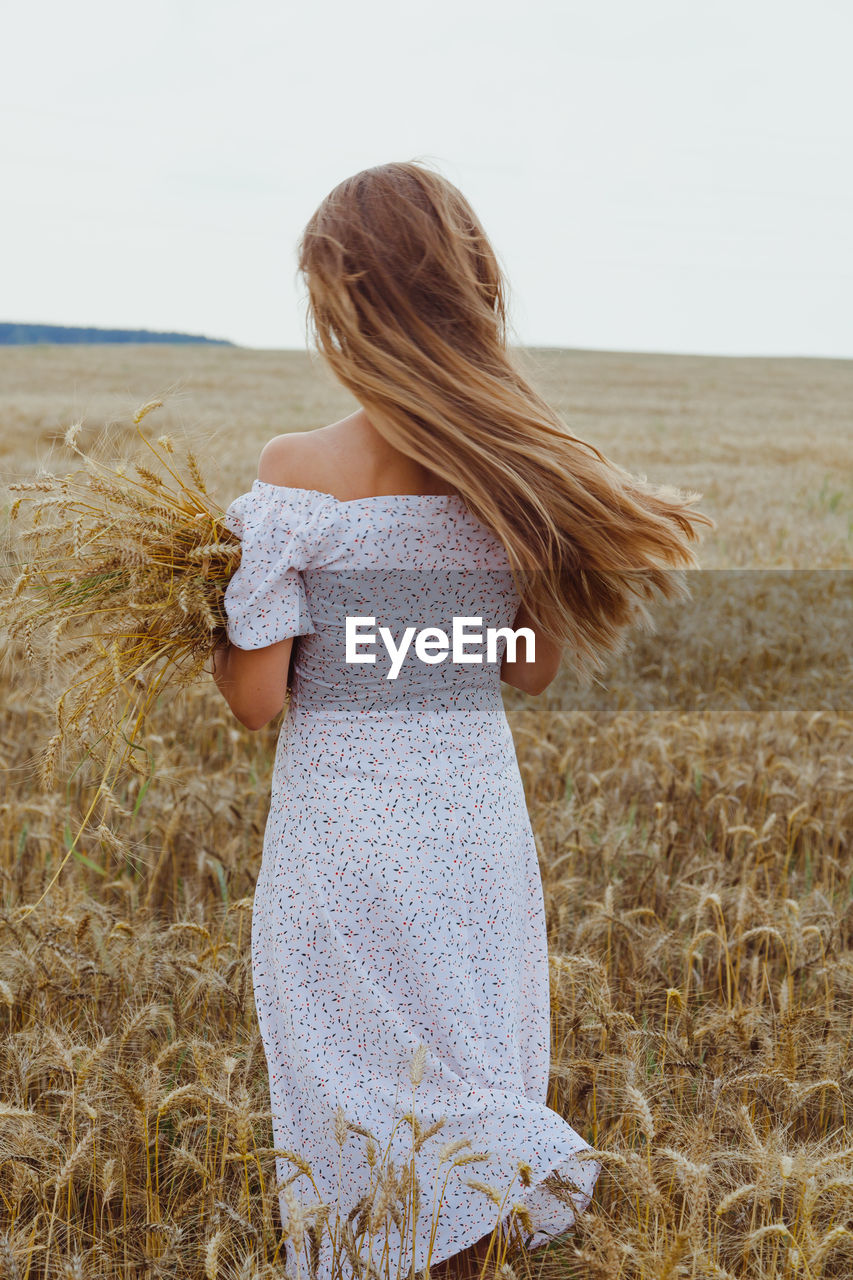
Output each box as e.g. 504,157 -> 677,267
223,481 -> 601,1280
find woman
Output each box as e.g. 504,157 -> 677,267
213,160 -> 712,1280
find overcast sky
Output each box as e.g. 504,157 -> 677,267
3,0 -> 851,356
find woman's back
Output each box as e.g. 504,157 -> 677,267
225,478 -> 520,697
254,406 -> 461,503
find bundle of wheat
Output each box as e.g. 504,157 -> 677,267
1,399 -> 242,788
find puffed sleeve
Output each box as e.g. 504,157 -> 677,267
222,482 -> 326,649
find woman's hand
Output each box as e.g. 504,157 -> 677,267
211,633 -> 295,730
499,599 -> 564,695
211,634 -> 230,682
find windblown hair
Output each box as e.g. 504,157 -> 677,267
296,159 -> 715,681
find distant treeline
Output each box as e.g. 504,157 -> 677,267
0,323 -> 235,346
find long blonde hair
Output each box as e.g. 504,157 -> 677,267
296,159 -> 714,682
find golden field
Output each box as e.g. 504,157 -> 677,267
0,343 -> 851,1279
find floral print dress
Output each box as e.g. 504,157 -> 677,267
223,481 -> 601,1280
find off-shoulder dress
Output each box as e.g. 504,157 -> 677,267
222,481 -> 601,1280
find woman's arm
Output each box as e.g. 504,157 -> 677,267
212,436 -> 308,729
212,635 -> 294,730
499,599 -> 564,695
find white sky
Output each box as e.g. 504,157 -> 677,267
2,0 -> 851,356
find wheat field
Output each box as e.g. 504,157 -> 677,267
0,343 -> 851,1280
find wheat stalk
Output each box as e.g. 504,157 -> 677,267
2,399 -> 241,789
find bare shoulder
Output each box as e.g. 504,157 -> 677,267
256,413 -> 382,497
256,427 -> 336,490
